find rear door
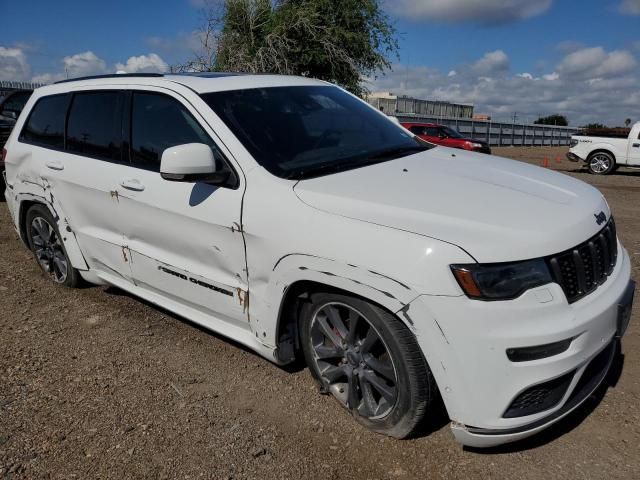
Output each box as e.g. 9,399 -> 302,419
20,91 -> 131,279
116,89 -> 249,328
628,128 -> 640,166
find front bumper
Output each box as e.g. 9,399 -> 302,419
566,152 -> 583,162
408,246 -> 633,448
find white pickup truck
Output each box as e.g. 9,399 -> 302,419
568,122 -> 640,174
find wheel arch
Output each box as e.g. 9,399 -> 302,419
268,254 -> 421,364
16,194 -> 89,271
587,148 -> 616,163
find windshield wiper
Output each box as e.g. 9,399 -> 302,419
286,145 -> 427,181
286,160 -> 361,180
366,145 -> 427,161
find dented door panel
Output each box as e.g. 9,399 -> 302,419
25,145 -> 132,281
117,171 -> 249,327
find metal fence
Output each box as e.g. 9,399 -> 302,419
369,96 -> 474,119
396,113 -> 579,147
0,80 -> 46,99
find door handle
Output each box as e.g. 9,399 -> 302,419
632,143 -> 640,148
120,178 -> 145,192
46,161 -> 64,171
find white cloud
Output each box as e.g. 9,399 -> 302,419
0,46 -> 30,81
386,0 -> 552,24
473,50 -> 509,75
557,47 -> 637,78
368,48 -> 640,126
115,53 -> 168,73
64,51 -> 108,77
619,0 -> 640,14
447,70 -> 457,77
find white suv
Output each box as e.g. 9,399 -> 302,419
2,73 -> 634,448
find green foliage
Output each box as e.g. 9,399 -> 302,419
534,114 -> 568,126
581,123 -> 607,129
193,0 -> 398,96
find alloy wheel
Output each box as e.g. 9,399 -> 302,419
30,216 -> 68,283
589,154 -> 611,174
310,302 -> 398,419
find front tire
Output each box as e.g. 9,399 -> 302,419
587,152 -> 615,175
300,292 -> 436,438
25,205 -> 80,288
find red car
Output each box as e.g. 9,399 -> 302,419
401,122 -> 491,154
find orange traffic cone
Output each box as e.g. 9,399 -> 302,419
542,157 -> 549,168
555,155 -> 561,164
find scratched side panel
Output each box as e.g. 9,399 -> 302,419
241,169 -> 473,348
116,168 -> 250,330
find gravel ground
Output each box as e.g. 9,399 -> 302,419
0,146 -> 639,479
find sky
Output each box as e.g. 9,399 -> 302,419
1,0 -> 639,125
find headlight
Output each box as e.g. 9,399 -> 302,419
569,139 -> 578,147
450,259 -> 552,300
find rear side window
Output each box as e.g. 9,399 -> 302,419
131,92 -> 215,171
19,94 -> 69,149
67,91 -> 124,161
409,126 -> 425,135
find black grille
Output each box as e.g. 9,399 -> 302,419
503,370 -> 575,418
546,218 -> 618,304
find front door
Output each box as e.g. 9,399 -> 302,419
116,90 -> 249,328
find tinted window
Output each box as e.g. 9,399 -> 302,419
20,94 -> 69,149
201,86 -> 429,179
409,126 -> 425,135
67,91 -> 124,161
441,126 -> 463,138
131,92 -> 216,171
1,91 -> 32,116
425,127 -> 440,136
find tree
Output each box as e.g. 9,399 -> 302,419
624,118 -> 632,127
581,123 -> 607,129
534,114 -> 568,126
177,0 -> 398,96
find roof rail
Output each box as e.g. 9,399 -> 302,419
54,73 -> 165,84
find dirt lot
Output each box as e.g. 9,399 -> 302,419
1,146 -> 639,479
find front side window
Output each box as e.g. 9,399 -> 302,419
19,94 -> 69,149
201,86 -> 431,180
441,126 -> 463,138
66,91 -> 124,161
131,92 -> 219,171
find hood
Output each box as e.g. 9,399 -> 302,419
293,147 -> 609,263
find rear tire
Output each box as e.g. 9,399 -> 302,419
587,152 -> 615,175
25,205 -> 80,288
300,292 -> 436,438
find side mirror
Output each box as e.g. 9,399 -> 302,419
160,143 -> 229,184
438,133 -> 446,139
2,111 -> 17,120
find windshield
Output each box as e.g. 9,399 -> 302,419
441,126 -> 463,138
201,86 -> 431,179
